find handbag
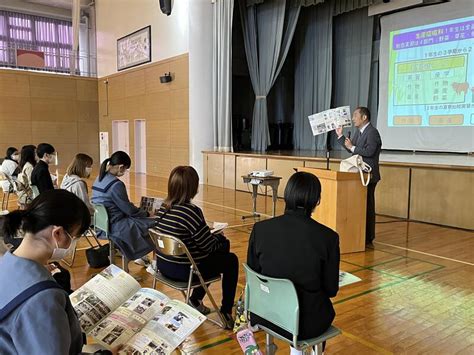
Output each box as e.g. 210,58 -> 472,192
340,155 -> 372,186
86,244 -> 111,268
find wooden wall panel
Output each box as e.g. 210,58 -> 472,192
207,154 -> 224,188
267,158 -> 304,198
76,80 -> 98,101
235,157 -> 267,192
29,76 -> 76,99
78,101 -> 100,122
0,96 -> 31,121
0,72 -> 30,97
30,98 -> 78,121
99,54 -> 189,177
0,70 -> 99,171
410,168 -> 474,230
224,155 -> 236,190
376,166 -> 410,218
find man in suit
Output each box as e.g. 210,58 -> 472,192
336,107 -> 382,245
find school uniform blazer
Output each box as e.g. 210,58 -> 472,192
247,209 -> 340,339
338,123 -> 382,183
30,160 -> 54,193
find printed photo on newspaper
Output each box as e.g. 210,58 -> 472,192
308,106 -> 352,136
69,265 -> 206,354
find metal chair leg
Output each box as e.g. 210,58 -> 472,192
185,266 -> 194,304
122,256 -> 129,272
266,334 -> 277,355
195,270 -> 227,328
109,240 -> 115,265
314,343 -> 323,355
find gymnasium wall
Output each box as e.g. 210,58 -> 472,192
98,54 -> 189,178
0,69 -> 99,169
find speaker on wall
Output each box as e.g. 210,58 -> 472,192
160,0 -> 172,16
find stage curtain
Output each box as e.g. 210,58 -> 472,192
329,7 -> 374,150
293,1 -> 333,150
239,0 -> 301,151
246,0 -> 383,14
212,0 -> 234,152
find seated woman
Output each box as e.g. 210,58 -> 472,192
61,153 -> 95,215
0,147 -> 19,193
154,166 -> 238,328
0,189 -> 90,354
247,172 -> 340,354
15,145 -> 37,209
91,151 -> 154,264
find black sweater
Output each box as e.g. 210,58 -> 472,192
31,160 -> 54,193
247,209 -> 340,339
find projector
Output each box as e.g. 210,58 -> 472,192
250,170 -> 274,177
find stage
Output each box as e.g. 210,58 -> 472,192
202,150 -> 473,230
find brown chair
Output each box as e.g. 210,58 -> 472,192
148,228 -> 227,328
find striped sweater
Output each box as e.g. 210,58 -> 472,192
154,203 -> 220,263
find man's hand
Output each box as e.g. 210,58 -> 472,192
344,138 -> 354,150
335,127 -> 343,137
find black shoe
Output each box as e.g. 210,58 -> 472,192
222,312 -> 234,330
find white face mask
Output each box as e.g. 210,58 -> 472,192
11,154 -> 19,162
50,230 -> 77,262
85,167 -> 93,176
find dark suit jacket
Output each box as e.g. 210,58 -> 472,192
338,123 -> 382,183
247,209 -> 340,339
31,160 -> 54,193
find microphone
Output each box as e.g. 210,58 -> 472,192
347,131 -> 351,139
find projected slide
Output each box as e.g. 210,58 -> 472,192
388,17 -> 474,127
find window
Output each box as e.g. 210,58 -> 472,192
0,10 -> 73,73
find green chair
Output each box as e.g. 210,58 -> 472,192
93,204 -> 128,270
243,264 -> 341,355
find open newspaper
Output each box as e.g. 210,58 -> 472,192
308,106 -> 352,136
70,265 -> 206,354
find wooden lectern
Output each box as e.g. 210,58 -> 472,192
298,167 -> 367,254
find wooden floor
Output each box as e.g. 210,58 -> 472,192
4,173 -> 474,354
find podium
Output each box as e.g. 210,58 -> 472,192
298,167 -> 367,254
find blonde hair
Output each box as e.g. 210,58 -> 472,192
66,153 -> 93,178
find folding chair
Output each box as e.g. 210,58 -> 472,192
0,173 -> 13,210
92,204 -> 130,272
148,229 -> 227,328
61,227 -> 104,267
244,264 -> 341,355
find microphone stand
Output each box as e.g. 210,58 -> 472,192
326,147 -> 330,170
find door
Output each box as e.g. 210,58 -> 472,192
134,119 -> 147,174
112,120 -> 130,154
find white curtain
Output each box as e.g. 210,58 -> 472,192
212,0 -> 234,152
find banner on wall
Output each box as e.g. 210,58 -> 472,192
99,132 -> 109,163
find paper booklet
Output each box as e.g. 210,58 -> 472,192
210,222 -> 228,234
308,106 -> 352,136
339,271 -> 362,287
140,196 -> 164,216
70,265 -> 206,354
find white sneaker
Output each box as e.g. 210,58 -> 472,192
133,255 -> 151,267
146,260 -> 157,276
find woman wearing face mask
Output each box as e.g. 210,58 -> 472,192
61,153 -> 95,215
0,147 -> 20,193
0,189 -> 90,354
91,151 -> 155,265
15,145 -> 37,209
31,143 -> 56,194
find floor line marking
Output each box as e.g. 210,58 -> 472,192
374,241 -> 474,266
341,330 -> 394,355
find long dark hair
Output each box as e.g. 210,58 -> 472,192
2,189 -> 91,240
19,145 -> 37,170
163,166 -> 199,209
4,147 -> 18,161
99,151 -> 131,181
284,172 -> 321,217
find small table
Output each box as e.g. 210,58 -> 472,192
241,175 -> 282,219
